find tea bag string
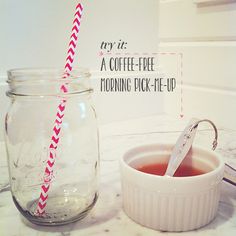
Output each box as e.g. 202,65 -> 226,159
190,119 -> 218,150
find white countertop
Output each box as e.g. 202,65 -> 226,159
1,115 -> 236,236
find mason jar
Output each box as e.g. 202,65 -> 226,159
5,68 -> 99,226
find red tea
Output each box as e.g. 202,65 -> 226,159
137,162 -> 205,177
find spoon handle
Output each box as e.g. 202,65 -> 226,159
165,118 -> 218,177
165,118 -> 199,176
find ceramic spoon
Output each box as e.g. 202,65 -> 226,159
165,119 -> 236,187
165,118 -> 217,177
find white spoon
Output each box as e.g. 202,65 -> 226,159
165,118 -> 218,177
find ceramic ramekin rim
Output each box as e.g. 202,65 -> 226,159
120,143 -> 225,182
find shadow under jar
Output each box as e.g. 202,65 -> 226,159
5,68 -> 99,226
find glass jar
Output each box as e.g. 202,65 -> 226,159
5,68 -> 99,226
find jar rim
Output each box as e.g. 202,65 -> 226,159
7,67 -> 91,82
6,88 -> 93,98
7,67 -> 92,98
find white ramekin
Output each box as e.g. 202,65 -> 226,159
120,143 -> 225,232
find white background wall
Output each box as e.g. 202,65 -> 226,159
158,0 -> 236,129
0,0 -> 160,73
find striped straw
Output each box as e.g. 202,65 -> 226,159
36,3 -> 84,215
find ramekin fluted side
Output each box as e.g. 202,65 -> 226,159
122,181 -> 221,232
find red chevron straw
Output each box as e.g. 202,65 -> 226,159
36,3 -> 84,215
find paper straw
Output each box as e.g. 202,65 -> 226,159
36,3 -> 84,215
